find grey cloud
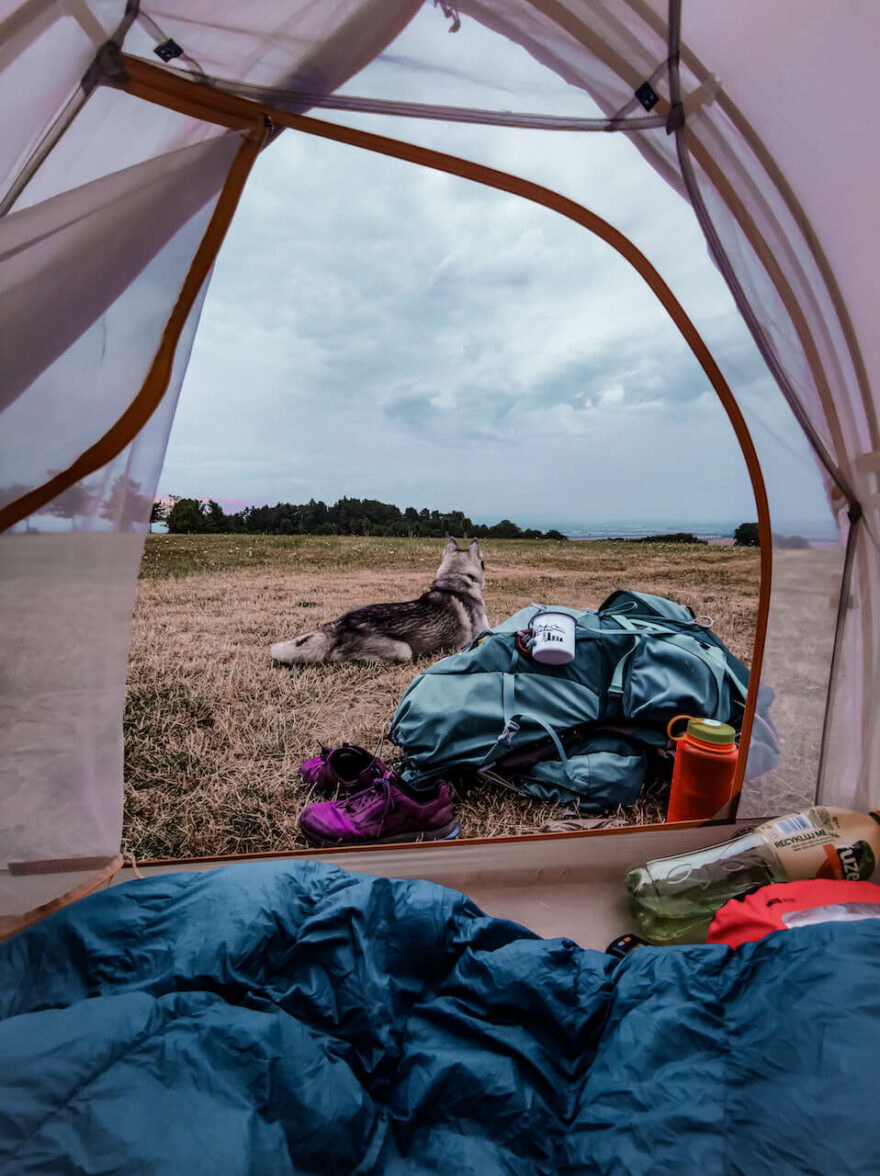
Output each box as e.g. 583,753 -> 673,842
383,386 -> 441,430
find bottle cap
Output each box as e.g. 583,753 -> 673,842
687,717 -> 735,746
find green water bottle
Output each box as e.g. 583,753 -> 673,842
626,807 -> 880,945
626,830 -> 782,944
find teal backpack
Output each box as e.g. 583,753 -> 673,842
390,590 -> 764,812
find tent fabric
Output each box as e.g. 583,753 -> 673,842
2,860 -> 880,1173
0,297 -> 207,918
1,1 -> 878,915
0,133 -> 238,418
0,117 -> 238,916
0,0 -> 124,205
115,0 -> 424,96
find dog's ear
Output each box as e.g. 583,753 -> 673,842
445,537 -> 460,552
468,538 -> 482,555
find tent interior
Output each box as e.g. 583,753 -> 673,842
1,0 -> 877,950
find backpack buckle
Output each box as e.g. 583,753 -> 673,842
498,719 -> 520,745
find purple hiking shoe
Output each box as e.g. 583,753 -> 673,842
298,743 -> 386,794
299,774 -> 460,847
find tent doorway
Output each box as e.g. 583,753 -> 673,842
116,60 -> 774,860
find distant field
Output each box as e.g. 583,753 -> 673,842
123,534 -> 775,860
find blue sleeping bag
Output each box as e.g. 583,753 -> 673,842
1,860 -> 878,1174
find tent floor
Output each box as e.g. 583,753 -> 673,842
111,822 -> 756,948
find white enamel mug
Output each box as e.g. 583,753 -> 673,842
530,610 -> 576,665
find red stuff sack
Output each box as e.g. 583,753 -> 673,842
708,878 -> 880,948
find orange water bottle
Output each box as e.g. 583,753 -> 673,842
665,715 -> 738,822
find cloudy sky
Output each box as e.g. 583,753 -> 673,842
159,4 -> 833,535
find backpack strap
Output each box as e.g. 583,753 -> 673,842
609,637 -> 639,696
483,710 -> 574,783
608,615 -> 749,708
600,589 -> 695,623
495,712 -> 653,795
662,632 -> 749,704
611,614 -> 691,638
700,639 -> 749,701
501,672 -> 517,729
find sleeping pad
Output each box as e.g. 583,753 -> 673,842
1,860 -> 878,1175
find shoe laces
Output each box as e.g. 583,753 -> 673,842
342,773 -> 395,819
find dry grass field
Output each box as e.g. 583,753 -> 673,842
123,534 -> 778,861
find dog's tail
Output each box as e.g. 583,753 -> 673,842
270,627 -> 335,665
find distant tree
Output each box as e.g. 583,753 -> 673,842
773,532 -> 810,550
488,518 -> 523,539
46,477 -> 96,529
403,506 -> 419,536
635,532 -> 707,545
150,500 -> 167,529
544,529 -> 568,541
166,497 -> 212,533
0,483 -> 39,531
0,483 -> 28,508
225,507 -> 248,531
734,522 -> 760,547
204,500 -> 227,533
303,498 -> 329,532
100,475 -> 151,531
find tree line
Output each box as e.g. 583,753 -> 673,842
733,522 -> 810,549
154,496 -> 568,541
2,474 -> 151,530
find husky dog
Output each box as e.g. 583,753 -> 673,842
270,538 -> 488,666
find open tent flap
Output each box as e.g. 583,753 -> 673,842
1,0 -> 877,923
0,111 -> 242,917
0,295 -> 209,919
1,133 -> 239,436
